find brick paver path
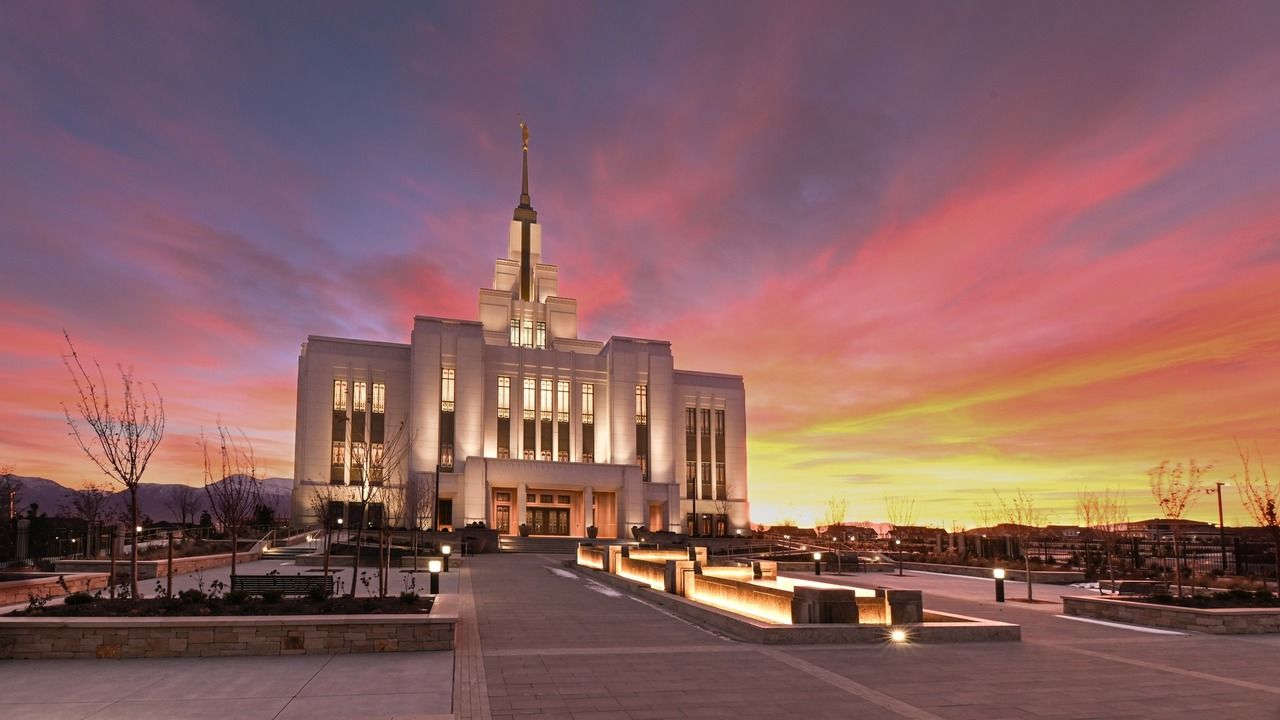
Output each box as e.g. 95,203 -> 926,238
458,554 -> 1280,720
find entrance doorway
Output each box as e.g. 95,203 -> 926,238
527,507 -> 570,535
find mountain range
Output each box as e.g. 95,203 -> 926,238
3,475 -> 293,523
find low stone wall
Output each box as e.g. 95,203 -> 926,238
54,550 -> 264,580
688,573 -> 794,624
0,607 -> 457,659
0,573 -> 109,606
897,561 -> 1084,584
576,545 -> 606,569
615,556 -> 668,591
581,564 -> 1018,644
1063,596 -> 1280,634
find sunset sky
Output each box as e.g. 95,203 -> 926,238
2,2 -> 1278,528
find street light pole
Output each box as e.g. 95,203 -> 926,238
1216,482 -> 1227,573
433,463 -> 441,533
895,538 -> 903,576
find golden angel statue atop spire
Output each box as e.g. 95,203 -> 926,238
520,119 -> 529,151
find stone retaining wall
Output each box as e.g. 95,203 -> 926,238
0,573 -> 109,606
897,561 -> 1084,584
0,610 -> 457,659
54,550 -> 264,580
1062,595 -> 1280,634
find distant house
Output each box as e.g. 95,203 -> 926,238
1125,518 -> 1217,541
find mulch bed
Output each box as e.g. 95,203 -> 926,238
8,593 -> 433,618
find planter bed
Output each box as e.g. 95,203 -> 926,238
0,594 -> 457,659
1063,595 -> 1280,634
8,594 -> 433,617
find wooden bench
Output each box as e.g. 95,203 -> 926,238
1100,580 -> 1168,596
230,574 -> 333,596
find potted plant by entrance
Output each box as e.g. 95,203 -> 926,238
586,525 -> 598,538
518,523 -> 531,537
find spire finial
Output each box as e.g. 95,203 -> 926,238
518,118 -> 532,209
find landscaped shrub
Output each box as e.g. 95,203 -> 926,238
399,591 -> 420,605
63,592 -> 96,605
260,590 -> 282,604
224,590 -> 249,605
307,586 -> 329,602
177,589 -> 207,604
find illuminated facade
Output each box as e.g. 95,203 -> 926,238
291,131 -> 749,538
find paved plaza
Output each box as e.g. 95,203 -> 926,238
3,550 -> 1280,719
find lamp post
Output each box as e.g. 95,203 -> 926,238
895,538 -> 903,576
337,517 -> 344,544
1214,482 -> 1228,573
433,463 -> 442,533
442,544 -> 452,572
993,567 -> 1006,602
813,551 -> 822,576
428,558 -> 442,595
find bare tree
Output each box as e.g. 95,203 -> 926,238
404,471 -> 435,562
1148,459 -> 1210,597
349,420 -> 410,597
1235,441 -> 1279,587
1077,488 -> 1129,593
62,332 -> 166,599
163,484 -> 201,527
306,485 -> 339,584
885,495 -> 916,535
201,423 -> 263,577
65,481 -> 112,555
821,495 -> 850,531
996,489 -> 1047,602
0,466 -> 20,519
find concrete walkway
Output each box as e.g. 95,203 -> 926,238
459,554 -> 1280,720
6,551 -> 1280,719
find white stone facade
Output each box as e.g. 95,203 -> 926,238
291,144 -> 749,538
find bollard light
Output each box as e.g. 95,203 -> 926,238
428,558 -> 443,594
136,526 -> 143,533
993,567 -> 1006,603
441,544 -> 452,572
813,551 -> 823,576
895,538 -> 903,576
890,628 -> 907,643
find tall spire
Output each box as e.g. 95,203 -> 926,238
514,119 -> 537,301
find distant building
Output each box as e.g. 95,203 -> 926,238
291,129 -> 750,538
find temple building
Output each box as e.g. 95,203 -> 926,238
291,125 -> 749,538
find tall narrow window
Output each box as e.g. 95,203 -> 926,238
440,368 -> 455,412
353,381 -> 367,412
636,385 -> 650,481
536,321 -> 547,349
371,443 -> 385,484
685,407 -> 697,498
580,383 -> 594,463
685,461 -> 697,499
439,368 -> 456,471
635,385 -> 648,425
556,380 -> 569,461
352,442 -> 367,482
521,319 -> 533,348
714,409 -> 726,499
497,376 -> 511,458
510,319 -> 520,346
371,382 -> 385,444
330,442 -> 346,484
539,379 -> 553,460
700,408 -> 712,499
522,378 -> 536,459
333,379 -> 348,411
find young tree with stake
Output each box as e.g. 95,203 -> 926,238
62,333 -> 165,599
1148,459 -> 1209,597
1235,441 -> 1279,588
201,424 -> 262,577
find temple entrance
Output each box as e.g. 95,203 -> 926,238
527,507 -> 570,535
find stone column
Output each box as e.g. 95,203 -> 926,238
583,487 -> 594,532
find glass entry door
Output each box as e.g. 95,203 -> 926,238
527,507 -> 570,535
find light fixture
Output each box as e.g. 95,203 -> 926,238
441,544 -> 452,572
993,567 -> 1006,603
813,551 -> 823,576
428,558 -> 443,594
993,568 -> 1006,580
890,628 -> 907,643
